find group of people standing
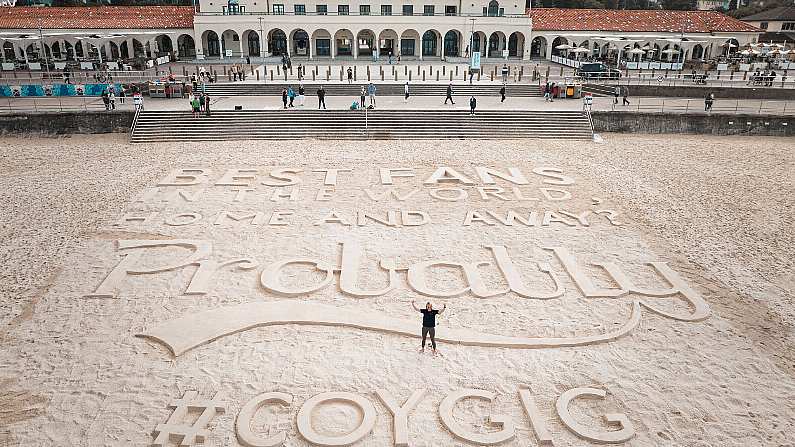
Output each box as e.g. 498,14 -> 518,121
230,64 -> 246,81
189,91 -> 211,118
281,84 -> 306,108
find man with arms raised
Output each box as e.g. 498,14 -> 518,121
412,300 -> 446,355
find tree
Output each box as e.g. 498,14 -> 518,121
661,0 -> 696,10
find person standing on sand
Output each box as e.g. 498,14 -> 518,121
412,300 -> 446,355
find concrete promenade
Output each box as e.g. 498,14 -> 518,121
2,92 -> 793,115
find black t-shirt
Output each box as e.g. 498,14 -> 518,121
420,309 -> 439,328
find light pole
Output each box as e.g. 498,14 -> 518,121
38,25 -> 51,80
258,16 -> 265,58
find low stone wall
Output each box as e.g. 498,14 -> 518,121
0,111 -> 134,135
591,111 -> 793,136
1,110 -> 792,137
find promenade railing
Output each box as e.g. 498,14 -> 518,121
604,98 -> 794,115
0,96 -> 135,114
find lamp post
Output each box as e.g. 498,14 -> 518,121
38,25 -> 51,79
258,16 -> 266,58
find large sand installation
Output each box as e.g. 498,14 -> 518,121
0,134 -> 792,446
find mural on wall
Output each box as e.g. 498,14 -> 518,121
0,83 -> 120,97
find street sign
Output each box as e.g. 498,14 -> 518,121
225,49 -> 233,57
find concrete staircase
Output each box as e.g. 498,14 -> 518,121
202,83 -> 543,97
130,110 -> 592,143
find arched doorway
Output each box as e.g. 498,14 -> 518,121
2,41 -> 13,61
312,29 -> 332,57
269,29 -> 287,56
550,37 -> 568,56
204,31 -> 220,57
356,29 -> 375,57
221,30 -> 240,57
443,30 -> 459,57
692,44 -> 704,60
723,38 -> 739,55
244,30 -> 260,57
400,29 -> 419,57
422,30 -> 439,57
471,31 -> 486,56
155,34 -> 173,56
178,34 -> 196,58
487,32 -> 504,58
50,41 -> 62,59
291,29 -> 309,56
108,41 -> 120,60
378,29 -> 398,57
334,29 -> 353,57
508,32 -> 524,57
530,36 -> 547,58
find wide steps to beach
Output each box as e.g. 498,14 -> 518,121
202,83 -> 543,97
130,110 -> 592,143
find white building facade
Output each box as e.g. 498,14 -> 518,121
192,0 -> 533,60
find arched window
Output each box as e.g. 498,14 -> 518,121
487,0 -> 500,17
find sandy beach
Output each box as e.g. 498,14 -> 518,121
0,133 -> 793,446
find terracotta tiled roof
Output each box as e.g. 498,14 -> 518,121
528,8 -> 761,33
0,6 -> 194,30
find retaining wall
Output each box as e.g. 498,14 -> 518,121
0,111 -> 134,135
591,111 -> 793,136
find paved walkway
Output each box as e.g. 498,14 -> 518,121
3,93 -> 793,115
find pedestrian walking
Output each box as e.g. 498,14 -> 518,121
411,300 -> 446,355
198,92 -> 205,112
347,67 -> 353,84
288,86 -> 295,107
298,83 -> 305,106
622,87 -> 630,106
204,93 -> 211,117
469,70 -> 474,84
469,96 -> 476,115
543,83 -> 550,102
445,83 -> 455,104
500,85 -> 506,103
367,82 -> 376,107
501,63 -> 509,84
404,81 -> 410,103
704,92 -> 714,112
108,91 -> 116,110
550,82 -> 556,102
360,86 -> 366,110
133,91 -> 144,111
118,85 -> 126,104
317,85 -> 327,109
281,88 -> 288,109
582,92 -> 593,111
613,86 -> 620,104
101,90 -> 110,110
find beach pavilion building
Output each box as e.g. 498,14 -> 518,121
0,3 -> 763,68
527,8 -> 761,68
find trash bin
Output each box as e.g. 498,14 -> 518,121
566,85 -> 575,98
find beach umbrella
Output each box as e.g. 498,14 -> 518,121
740,49 -> 752,56
722,42 -> 737,48
628,48 -> 646,54
555,44 -> 572,50
662,48 -> 680,54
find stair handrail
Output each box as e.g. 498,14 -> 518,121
584,107 -> 595,137
129,106 -> 141,142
